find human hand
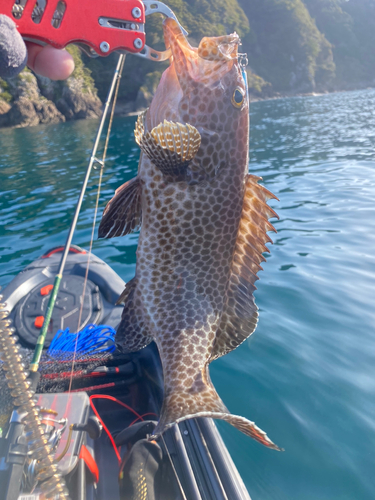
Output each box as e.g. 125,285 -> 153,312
0,14 -> 74,80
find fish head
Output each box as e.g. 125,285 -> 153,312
147,19 -> 249,177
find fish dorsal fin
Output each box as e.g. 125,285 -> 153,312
210,175 -> 279,362
115,277 -> 154,352
98,176 -> 142,239
135,115 -> 201,179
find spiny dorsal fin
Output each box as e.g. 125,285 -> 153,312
210,174 -> 279,362
115,277 -> 153,352
98,176 -> 142,239
135,116 -> 201,179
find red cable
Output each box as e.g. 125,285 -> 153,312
70,382 -> 116,393
89,395 -> 153,465
89,396 -> 122,464
90,395 -> 143,420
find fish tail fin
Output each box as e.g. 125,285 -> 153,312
152,374 -> 282,451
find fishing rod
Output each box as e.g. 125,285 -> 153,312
24,2 -> 187,379
29,53 -> 126,377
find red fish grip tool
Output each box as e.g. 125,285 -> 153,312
1,0 -> 186,60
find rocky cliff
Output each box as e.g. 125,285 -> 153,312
0,46 -> 101,128
0,0 -> 374,129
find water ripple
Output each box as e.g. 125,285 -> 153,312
1,90 -> 375,500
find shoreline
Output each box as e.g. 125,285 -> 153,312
249,85 -> 375,103
114,85 -> 375,118
1,86 -> 374,129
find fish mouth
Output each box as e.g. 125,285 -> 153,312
163,18 -> 240,86
146,20 -> 240,130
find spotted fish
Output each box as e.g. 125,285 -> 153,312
99,19 -> 280,450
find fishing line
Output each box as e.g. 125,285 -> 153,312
161,433 -> 188,500
29,53 -> 127,375
68,53 -> 126,393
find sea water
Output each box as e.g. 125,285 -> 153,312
0,89 -> 374,500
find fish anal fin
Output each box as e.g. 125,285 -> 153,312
210,174 -> 279,361
137,118 -> 201,179
98,176 -> 142,239
115,277 -> 153,352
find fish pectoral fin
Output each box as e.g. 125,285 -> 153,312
116,279 -> 135,306
210,174 -> 279,362
98,176 -> 142,239
137,119 -> 201,179
115,278 -> 153,352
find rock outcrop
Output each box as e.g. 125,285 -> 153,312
0,70 -> 64,128
37,74 -> 102,121
0,45 -> 102,129
0,99 -> 10,115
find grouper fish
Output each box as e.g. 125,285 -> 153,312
99,19 -> 280,450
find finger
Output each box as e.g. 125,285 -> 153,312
26,42 -> 75,80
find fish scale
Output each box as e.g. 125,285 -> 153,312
99,18 -> 281,451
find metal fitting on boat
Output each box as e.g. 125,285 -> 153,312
0,293 -> 70,499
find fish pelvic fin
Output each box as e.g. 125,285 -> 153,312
115,278 -> 153,353
210,174 -> 279,362
152,371 -> 281,451
135,116 -> 201,179
98,176 -> 142,239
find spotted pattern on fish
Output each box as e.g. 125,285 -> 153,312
99,18 -> 281,451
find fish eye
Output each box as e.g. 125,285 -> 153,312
231,87 -> 245,109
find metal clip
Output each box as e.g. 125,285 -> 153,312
238,53 -> 249,69
132,0 -> 188,61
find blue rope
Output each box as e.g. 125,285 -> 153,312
47,324 -> 116,356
